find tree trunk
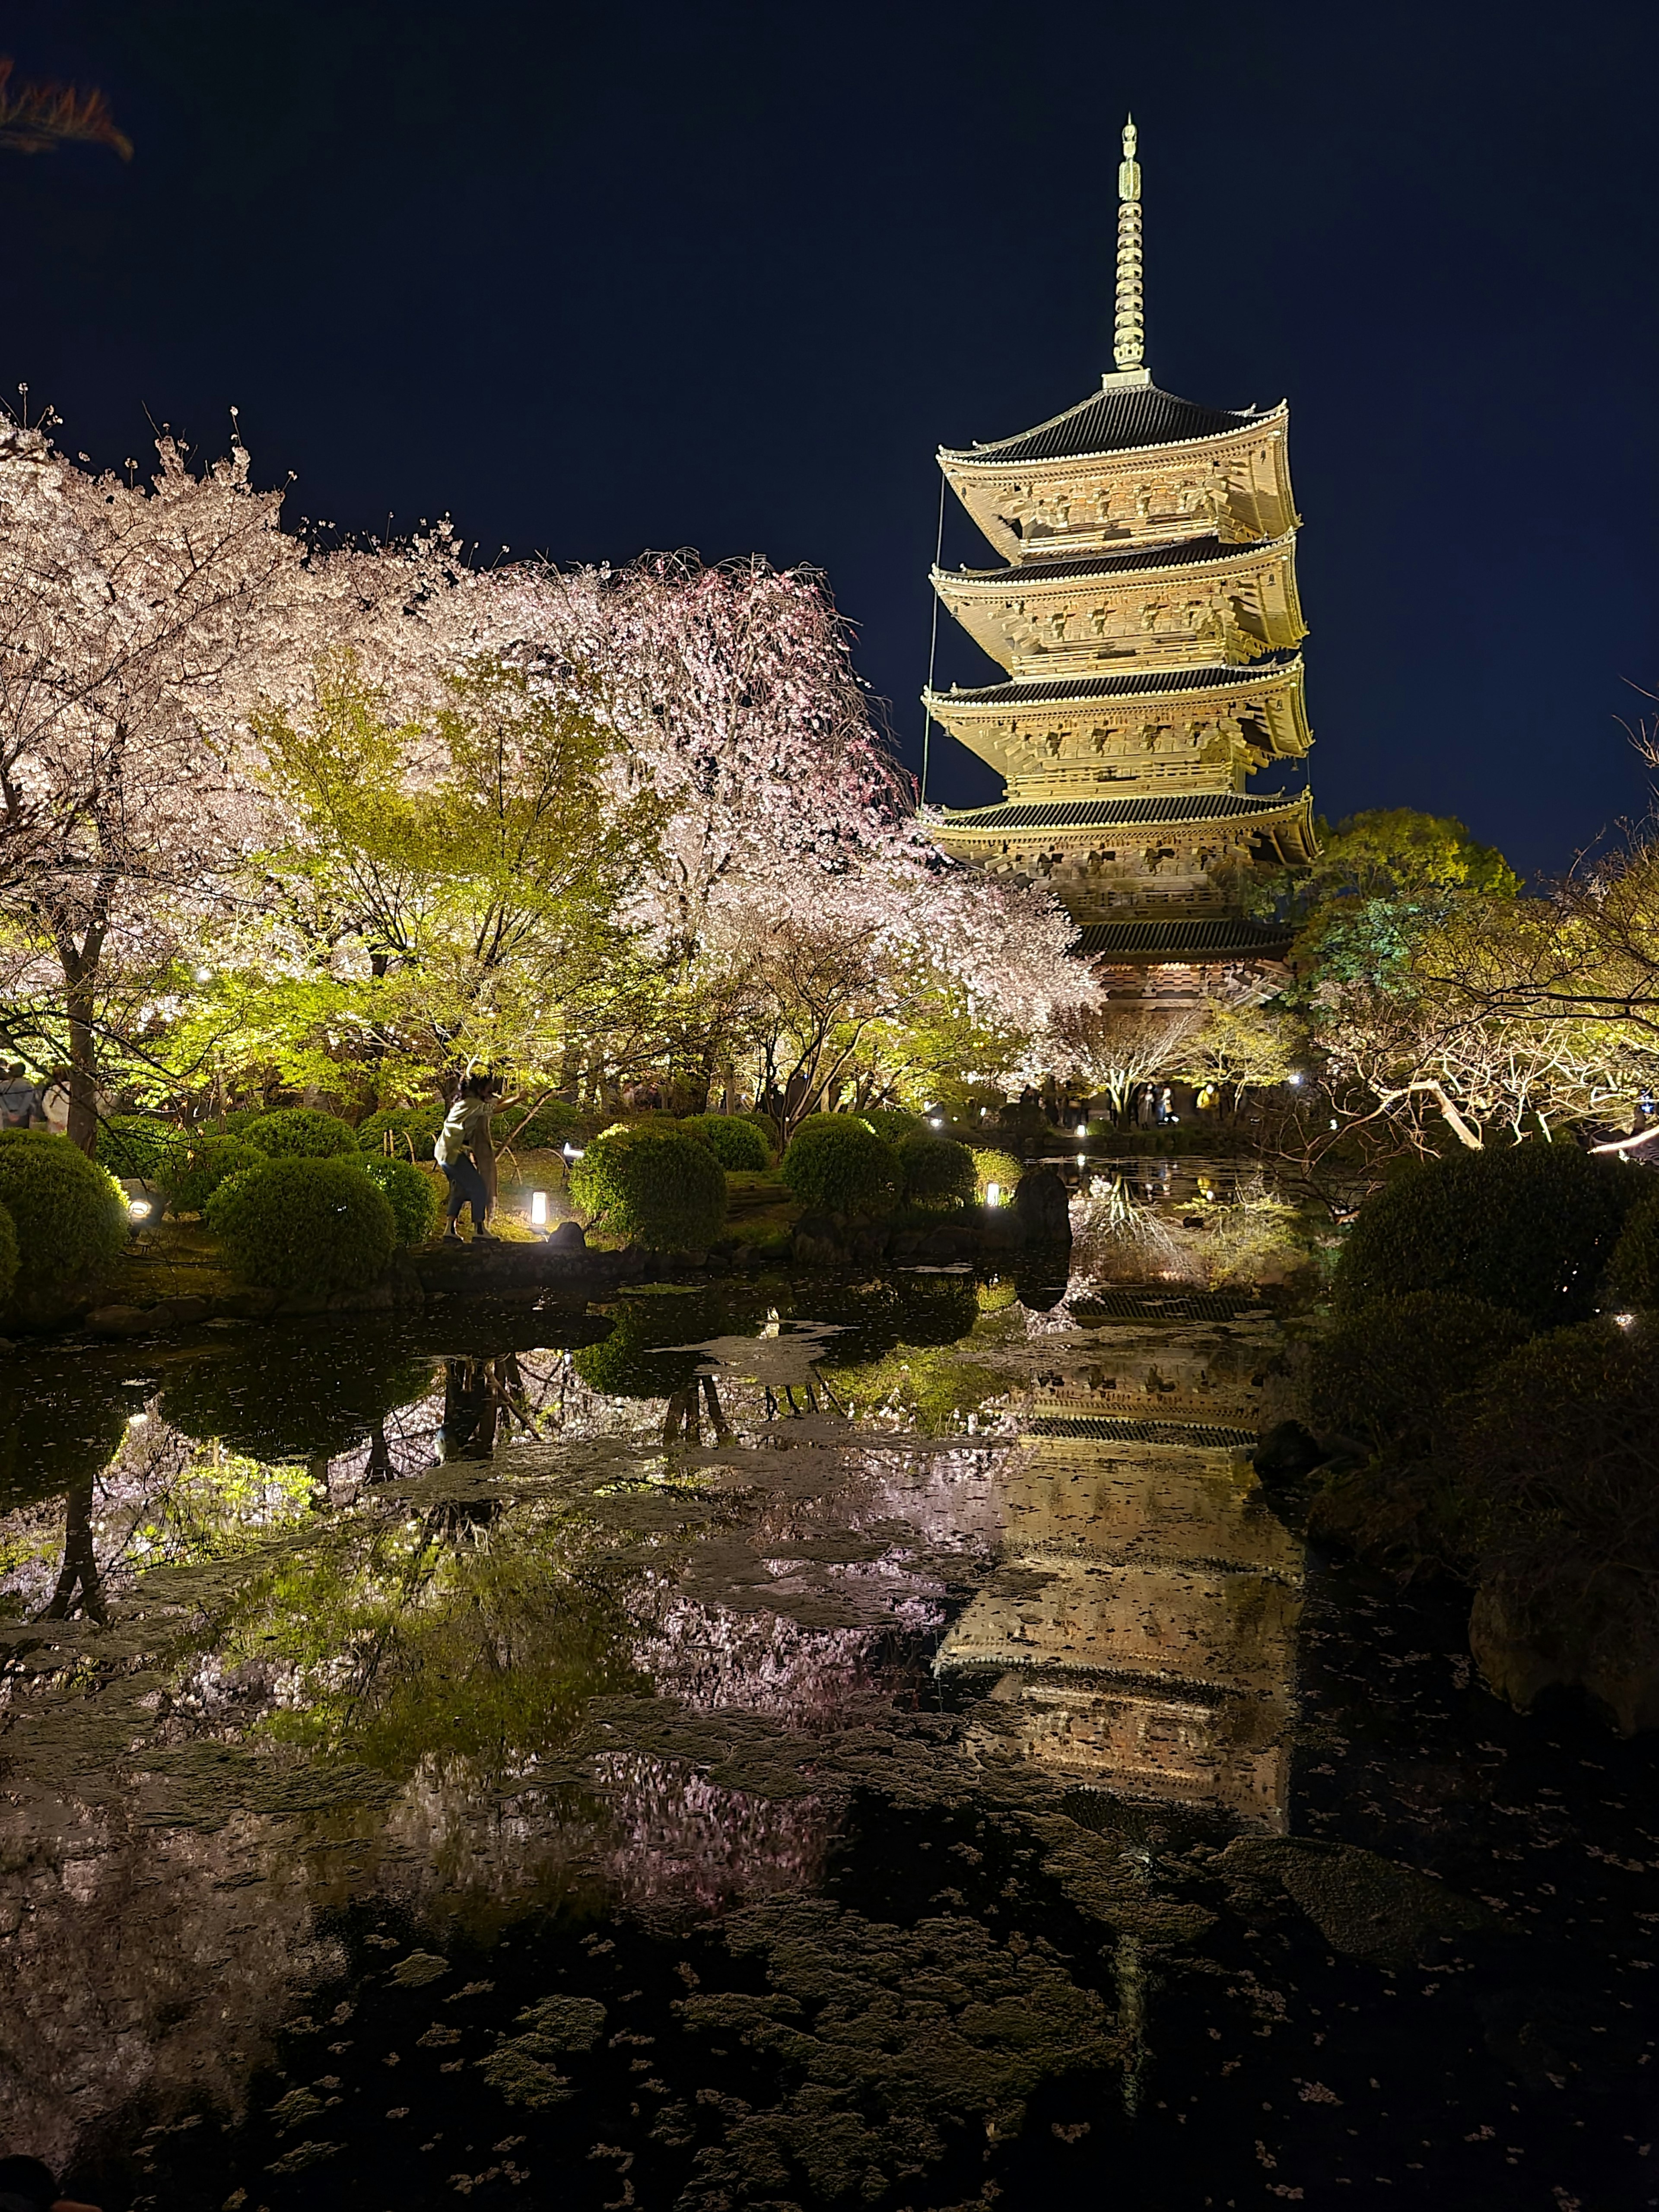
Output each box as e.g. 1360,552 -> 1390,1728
64,984 -> 99,1156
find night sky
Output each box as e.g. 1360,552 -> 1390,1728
6,1 -> 1658,882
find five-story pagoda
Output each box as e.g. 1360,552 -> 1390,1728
924,120 -> 1316,1001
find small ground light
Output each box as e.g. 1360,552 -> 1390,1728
530,1190 -> 548,1227
985,1183 -> 1001,1206
1287,1071 -> 1303,1086
1076,1123 -> 1087,1136
127,1197 -> 152,1220
1076,1153 -> 1086,1166
1615,1312 -> 1637,1328
929,1117 -> 943,1129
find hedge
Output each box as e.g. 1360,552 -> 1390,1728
0,1130 -> 128,1288
568,1125 -> 727,1251
1309,1291 -> 1531,1457
895,1130 -> 976,1212
100,1113 -> 178,1179
357,1105 -> 445,1161
206,1156 -> 397,1295
245,1107 -> 360,1160
0,1201 -> 17,1305
1453,1318 -> 1659,1670
741,1109 -> 781,1157
780,1118 -> 901,1218
1608,1185 -> 1659,1309
362,1154 -> 442,1245
861,1106 -> 925,1143
159,1133 -> 265,1217
682,1113 -> 771,1172
1333,1142 -> 1641,1329
970,1148 -> 1024,1204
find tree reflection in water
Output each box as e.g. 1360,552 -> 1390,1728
1,1217 -> 1634,2212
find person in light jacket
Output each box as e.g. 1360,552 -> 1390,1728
434,1074 -> 496,1243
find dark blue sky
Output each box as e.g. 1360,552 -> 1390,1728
6,1 -> 1657,880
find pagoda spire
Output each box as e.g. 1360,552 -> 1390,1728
1109,114 -> 1147,383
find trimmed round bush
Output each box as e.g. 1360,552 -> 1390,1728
568,1126 -> 728,1251
1309,1291 -> 1531,1456
1333,1144 -> 1641,1329
159,1133 -> 265,1216
895,1130 -> 976,1212
362,1154 -> 442,1246
683,1113 -> 771,1172
493,1098 -> 581,1150
861,1106 -> 925,1144
1454,1318 -> 1659,1668
244,1106 -> 359,1160
971,1148 -> 1024,1203
0,1129 -> 127,1288
1608,1185 -> 1659,1309
206,1155 -> 397,1295
0,1200 -> 18,1305
357,1104 -> 445,1161
741,1109 -> 780,1157
781,1118 -> 901,1218
100,1112 -> 178,1179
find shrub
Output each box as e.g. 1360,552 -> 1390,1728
741,1109 -> 781,1157
245,1106 -> 359,1160
493,1098 -> 581,1151
682,1113 -> 771,1172
895,1130 -> 976,1212
1310,1292 -> 1531,1458
159,1133 -> 265,1216
100,1113 -> 178,1179
1333,1143 -> 1641,1329
357,1104 -> 445,1161
781,1118 -> 901,1218
206,1156 -> 397,1295
861,1106 -> 925,1143
361,1154 -> 442,1245
971,1148 -> 1024,1204
0,1130 -> 127,1288
1608,1185 -> 1659,1309
568,1126 -> 728,1251
1452,1319 -> 1659,1670
0,1201 -> 17,1305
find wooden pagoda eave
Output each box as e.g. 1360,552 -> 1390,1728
932,530 -> 1300,599
937,398 -> 1289,474
921,660 -> 1314,761
928,788 -> 1316,851
938,406 -> 1298,560
928,534 -> 1306,675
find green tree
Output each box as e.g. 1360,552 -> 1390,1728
175,655 -> 662,1107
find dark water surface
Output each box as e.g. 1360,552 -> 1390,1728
1,1165 -> 1653,2210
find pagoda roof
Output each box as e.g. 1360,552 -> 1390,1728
939,533 -> 1293,597
1074,916 -> 1295,961
943,384 -> 1278,468
934,790 -> 1306,836
927,658 -> 1302,712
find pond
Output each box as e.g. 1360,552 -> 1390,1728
1,1162 -> 1652,2210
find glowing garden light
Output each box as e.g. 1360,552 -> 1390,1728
530,1190 -> 548,1227
127,1197 -> 152,1220
985,1183 -> 1001,1207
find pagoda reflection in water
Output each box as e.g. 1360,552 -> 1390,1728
937,1313 -> 1302,1829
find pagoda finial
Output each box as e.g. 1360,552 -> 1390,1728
1112,113 -> 1146,377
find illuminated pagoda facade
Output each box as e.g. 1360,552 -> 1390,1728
924,119 -> 1316,1001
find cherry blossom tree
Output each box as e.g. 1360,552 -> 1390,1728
0,416 -> 497,1145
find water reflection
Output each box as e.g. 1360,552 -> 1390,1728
6,1177 -> 1634,2211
